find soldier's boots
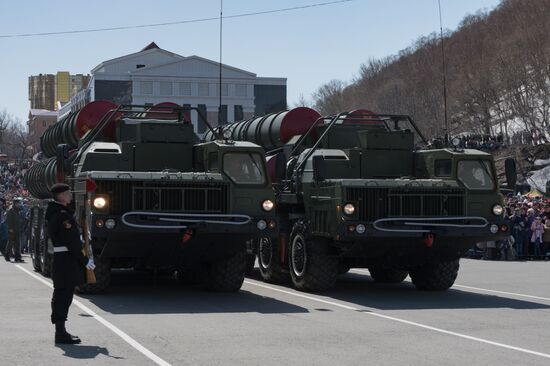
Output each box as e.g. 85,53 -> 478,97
54,322 -> 81,344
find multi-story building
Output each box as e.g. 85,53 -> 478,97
28,72 -> 90,111
27,109 -> 58,155
28,74 -> 56,110
67,42 -> 287,134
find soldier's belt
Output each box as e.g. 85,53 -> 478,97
53,246 -> 69,253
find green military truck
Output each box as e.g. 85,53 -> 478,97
214,109 -> 510,292
25,102 -> 277,293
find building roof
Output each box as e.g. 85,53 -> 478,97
90,42 -> 184,74
141,42 -> 160,51
28,109 -> 58,118
130,55 -> 257,78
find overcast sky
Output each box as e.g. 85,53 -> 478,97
0,0 -> 501,123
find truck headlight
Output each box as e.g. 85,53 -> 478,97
93,197 -> 107,209
344,203 -> 355,216
262,199 -> 274,212
492,204 -> 504,216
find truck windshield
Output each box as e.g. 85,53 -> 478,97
223,152 -> 266,185
457,160 -> 495,190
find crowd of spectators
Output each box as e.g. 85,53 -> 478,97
0,161 -> 32,261
474,194 -> 550,261
456,134 -> 505,152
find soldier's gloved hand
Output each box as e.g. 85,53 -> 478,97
85,259 -> 96,270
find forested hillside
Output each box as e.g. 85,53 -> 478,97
312,0 -> 550,141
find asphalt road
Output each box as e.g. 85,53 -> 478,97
1,256 -> 550,366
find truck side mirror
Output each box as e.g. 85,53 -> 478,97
312,155 -> 326,182
504,158 -> 517,189
274,152 -> 287,182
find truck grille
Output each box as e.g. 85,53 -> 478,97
96,180 -> 229,215
345,187 -> 465,221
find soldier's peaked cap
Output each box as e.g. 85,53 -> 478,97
51,183 -> 70,194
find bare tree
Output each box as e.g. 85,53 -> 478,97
310,0 -> 550,142
292,94 -> 313,108
313,80 -> 350,115
0,109 -> 14,153
8,121 -> 32,159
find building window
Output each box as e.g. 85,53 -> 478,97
198,83 -> 209,96
140,81 -> 153,95
234,105 -> 243,121
217,83 -> 228,97
197,104 -> 207,134
159,81 -> 173,96
236,84 -> 247,97
179,82 -> 191,96
218,105 -> 228,124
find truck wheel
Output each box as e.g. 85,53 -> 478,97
39,238 -> 52,277
258,237 -> 289,283
289,222 -> 338,292
205,250 -> 246,292
245,253 -> 256,275
30,229 -> 41,272
76,257 -> 111,294
410,259 -> 459,291
368,266 -> 408,283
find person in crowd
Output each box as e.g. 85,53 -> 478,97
543,217 -> 550,257
20,199 -> 29,253
511,208 -> 525,257
526,208 -> 537,256
0,198 -> 6,256
4,197 -> 23,262
530,217 -> 544,257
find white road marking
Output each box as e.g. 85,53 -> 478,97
244,279 -> 550,360
352,268 -> 550,303
15,265 -> 171,366
452,284 -> 550,302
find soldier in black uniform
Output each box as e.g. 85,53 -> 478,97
46,183 -> 95,344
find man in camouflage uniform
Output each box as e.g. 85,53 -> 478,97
4,197 -> 23,262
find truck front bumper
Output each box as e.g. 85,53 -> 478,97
90,212 -> 278,238
337,216 -> 511,242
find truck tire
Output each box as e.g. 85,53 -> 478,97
39,238 -> 52,277
76,257 -> 111,294
258,237 -> 289,284
289,221 -> 338,292
204,250 -> 246,292
245,253 -> 256,275
368,266 -> 408,283
30,229 -> 41,272
410,259 -> 460,291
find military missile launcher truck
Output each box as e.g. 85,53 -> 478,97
25,101 -> 277,293
210,108 -> 510,292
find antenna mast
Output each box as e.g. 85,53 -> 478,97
219,0 -> 223,126
438,0 -> 449,144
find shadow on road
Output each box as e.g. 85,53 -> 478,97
246,269 -> 550,311
56,344 -> 124,360
77,269 -> 308,315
